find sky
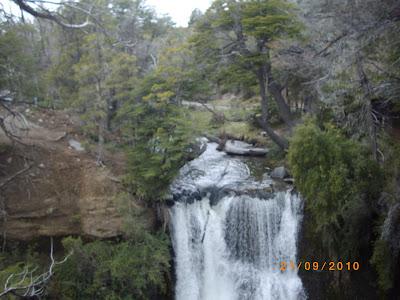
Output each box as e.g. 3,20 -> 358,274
2,0 -> 213,27
147,0 -> 213,27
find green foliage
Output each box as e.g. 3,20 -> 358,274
72,32 -> 138,136
190,0 -> 302,126
288,118 -> 383,257
124,102 -> 193,201
0,23 -> 41,102
368,137 -> 400,293
120,69 -> 194,201
43,0 -> 174,127
53,233 -> 170,300
371,239 -> 393,292
215,63 -> 257,96
241,0 -> 300,40
381,136 -> 400,199
156,42 -> 212,102
114,192 -> 153,239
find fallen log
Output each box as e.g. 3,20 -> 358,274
223,140 -> 268,157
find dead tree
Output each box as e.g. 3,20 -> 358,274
0,237 -> 72,299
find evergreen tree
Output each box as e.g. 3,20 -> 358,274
0,22 -> 41,102
122,71 -> 193,201
191,0 -> 301,149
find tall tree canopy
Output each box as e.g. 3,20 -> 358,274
191,0 -> 301,149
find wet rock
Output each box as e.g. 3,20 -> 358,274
270,166 -> 289,179
0,89 -> 12,102
284,178 -> 295,184
200,186 -> 232,206
231,188 -> 274,200
187,139 -> 208,161
172,188 -> 202,204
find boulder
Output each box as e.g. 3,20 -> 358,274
187,138 -> 208,161
223,140 -> 268,156
270,166 -> 290,179
68,139 -> 85,151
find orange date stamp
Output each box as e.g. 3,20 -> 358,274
273,261 -> 360,272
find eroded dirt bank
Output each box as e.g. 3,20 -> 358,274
0,106 -> 128,241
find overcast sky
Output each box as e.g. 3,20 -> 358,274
2,0 -> 213,27
147,0 -> 212,26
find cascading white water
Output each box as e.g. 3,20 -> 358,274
170,142 -> 306,300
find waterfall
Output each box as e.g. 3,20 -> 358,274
170,142 -> 306,300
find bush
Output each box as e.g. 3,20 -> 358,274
371,239 -> 393,292
288,118 -> 383,257
52,233 -> 171,300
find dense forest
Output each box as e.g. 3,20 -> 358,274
0,0 -> 399,299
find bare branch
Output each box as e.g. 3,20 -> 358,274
12,0 -> 92,29
0,164 -> 32,189
0,100 -> 30,144
368,59 -> 400,81
0,237 -> 72,298
314,31 -> 348,57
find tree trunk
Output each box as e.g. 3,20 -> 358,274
267,77 -> 294,128
261,121 -> 289,150
257,66 -> 268,125
95,80 -> 105,164
356,55 -> 378,160
106,91 -> 115,131
256,66 -> 289,150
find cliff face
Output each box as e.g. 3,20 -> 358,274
0,107 -> 125,241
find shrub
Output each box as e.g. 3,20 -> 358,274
288,118 -> 383,257
371,239 -> 393,292
52,233 -> 170,300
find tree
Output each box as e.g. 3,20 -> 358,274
189,8 -> 203,27
121,72 -> 193,201
191,0 -> 301,149
72,28 -> 139,162
120,33 -> 205,202
294,0 -> 400,159
0,22 -> 40,102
